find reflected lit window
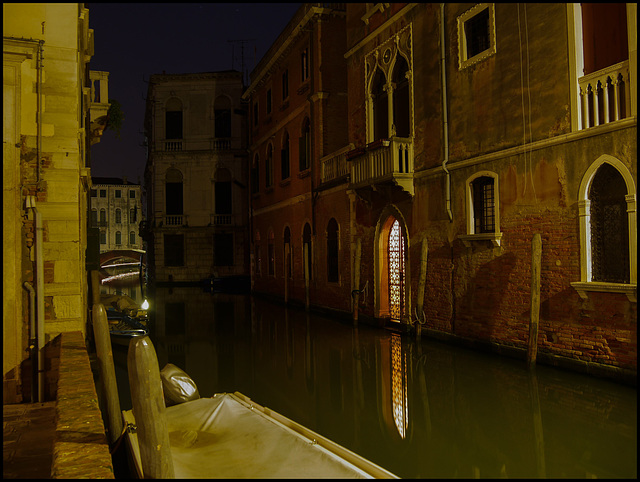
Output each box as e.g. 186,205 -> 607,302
391,333 -> 408,439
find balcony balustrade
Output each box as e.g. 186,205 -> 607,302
320,145 -> 352,184
164,140 -> 183,152
212,214 -> 233,226
579,60 -> 630,129
164,214 -> 184,226
348,137 -> 414,196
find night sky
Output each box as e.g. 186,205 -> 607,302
88,3 -> 301,184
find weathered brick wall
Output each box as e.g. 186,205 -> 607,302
52,331 -> 114,479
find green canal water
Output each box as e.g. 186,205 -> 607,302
110,287 -> 637,479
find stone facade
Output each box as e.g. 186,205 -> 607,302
144,72 -> 250,284
3,3 -> 108,402
90,177 -> 143,253
247,3 -> 637,378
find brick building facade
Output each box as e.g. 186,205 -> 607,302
247,3 -> 637,378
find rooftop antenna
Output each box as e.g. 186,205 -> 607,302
228,39 -> 256,87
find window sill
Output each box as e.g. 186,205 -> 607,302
298,169 -> 310,179
279,178 -> 290,188
459,232 -> 502,247
265,186 -> 274,194
571,282 -> 637,303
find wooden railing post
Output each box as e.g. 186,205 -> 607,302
128,336 -> 175,478
92,303 -> 123,444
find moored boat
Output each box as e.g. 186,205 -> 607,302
122,391 -> 398,479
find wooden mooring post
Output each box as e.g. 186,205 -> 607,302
353,238 -> 362,325
92,303 -> 123,444
528,233 -> 542,368
304,243 -> 310,311
415,238 -> 429,339
284,243 -> 290,304
128,336 -> 175,478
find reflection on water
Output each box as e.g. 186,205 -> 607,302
112,287 -> 637,479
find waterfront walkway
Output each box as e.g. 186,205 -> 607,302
3,401 -> 56,479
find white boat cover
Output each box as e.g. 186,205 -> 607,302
123,392 -> 397,479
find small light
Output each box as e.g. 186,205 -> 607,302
141,299 -> 149,310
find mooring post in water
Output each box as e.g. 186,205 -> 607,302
353,238 -> 362,324
90,269 -> 101,306
415,238 -> 429,339
284,243 -> 290,304
128,336 -> 175,479
92,303 -> 123,444
304,243 -> 310,311
528,233 -> 542,368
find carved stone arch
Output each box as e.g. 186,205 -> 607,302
577,154 -> 637,284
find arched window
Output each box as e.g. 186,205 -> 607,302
392,55 -> 410,138
165,168 -> 183,216
372,69 -> 388,141
129,231 -> 136,245
214,95 -> 232,138
327,218 -> 339,283
303,223 -> 312,281
388,219 -> 405,321
100,208 -> 106,225
255,231 -> 262,276
299,118 -> 311,172
573,156 -> 636,301
251,154 -> 260,194
91,209 -> 98,227
115,231 -> 122,246
268,230 -> 275,276
462,171 -> 502,246
115,208 -> 122,224
266,144 -> 274,188
589,163 -> 629,283
281,130 -> 290,180
130,208 -> 137,223
284,226 -> 292,278
165,97 -> 183,140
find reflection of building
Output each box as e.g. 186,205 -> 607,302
248,4 -> 637,378
90,177 -> 143,252
143,72 -> 249,284
3,3 -> 107,402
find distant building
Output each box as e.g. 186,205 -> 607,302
90,177 -> 143,253
143,71 -> 250,285
3,3 -> 108,402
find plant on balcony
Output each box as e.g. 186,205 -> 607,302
105,98 -> 124,138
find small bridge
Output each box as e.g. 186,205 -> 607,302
100,249 -> 145,267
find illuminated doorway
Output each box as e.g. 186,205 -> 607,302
377,212 -> 407,323
388,219 -> 405,322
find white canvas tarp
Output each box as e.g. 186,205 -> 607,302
123,392 -> 397,479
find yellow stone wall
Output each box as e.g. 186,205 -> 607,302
3,3 -> 97,402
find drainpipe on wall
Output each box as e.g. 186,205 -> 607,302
26,196 -> 46,402
37,40 -> 44,184
440,4 -> 453,223
22,281 -> 37,403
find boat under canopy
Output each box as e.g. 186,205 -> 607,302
123,391 -> 397,479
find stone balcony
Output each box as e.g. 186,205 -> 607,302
347,137 -> 414,196
579,60 -> 631,129
87,70 -> 110,145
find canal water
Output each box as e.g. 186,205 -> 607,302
110,286 -> 637,479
